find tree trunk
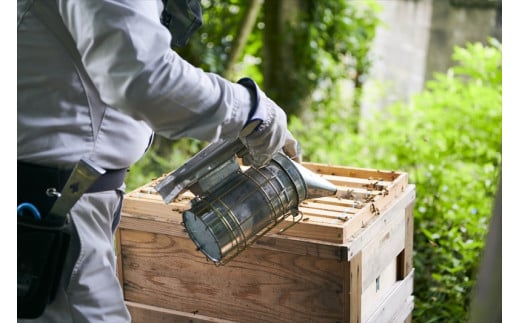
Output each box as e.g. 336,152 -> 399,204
263,0 -> 311,117
223,0 -> 263,80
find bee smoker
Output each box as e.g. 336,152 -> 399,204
155,139 -> 337,265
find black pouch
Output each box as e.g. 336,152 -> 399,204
16,160 -> 125,318
17,218 -> 71,319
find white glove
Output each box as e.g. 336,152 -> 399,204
237,78 -> 302,167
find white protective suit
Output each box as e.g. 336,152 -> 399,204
18,0 -> 254,170
17,0 -> 296,321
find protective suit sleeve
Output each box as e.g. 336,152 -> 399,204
56,0 -> 251,142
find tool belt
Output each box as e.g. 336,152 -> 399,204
17,161 -> 128,319
17,161 -> 128,217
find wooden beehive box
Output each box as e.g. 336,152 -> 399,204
116,163 -> 416,323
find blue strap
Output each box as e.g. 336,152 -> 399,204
17,202 -> 42,221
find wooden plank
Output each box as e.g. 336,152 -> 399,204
361,210 -> 406,291
298,206 -> 351,220
119,212 -> 185,237
345,252 -> 362,323
121,186 -> 413,249
321,174 -> 393,190
334,186 -> 390,202
299,201 -> 359,214
302,162 -> 405,182
361,258 -> 397,319
122,197 -> 187,220
306,196 -> 365,209
339,173 -> 409,245
121,229 -> 346,323
341,177 -> 406,243
273,200 -> 377,244
252,234 -> 344,260
364,270 -> 414,323
397,200 -> 416,279
346,185 -> 416,260
120,209 -> 347,258
126,301 -> 235,323
270,212 -> 362,243
390,296 -> 414,323
115,228 -> 124,293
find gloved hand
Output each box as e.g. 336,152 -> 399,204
237,78 -> 302,167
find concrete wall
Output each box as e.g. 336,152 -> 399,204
362,0 -> 433,116
426,0 -> 500,79
362,0 -> 501,115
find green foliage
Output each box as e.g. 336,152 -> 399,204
185,0 -> 382,117
176,0 -> 257,76
291,39 -> 502,322
289,0 -> 382,123
302,0 -> 381,82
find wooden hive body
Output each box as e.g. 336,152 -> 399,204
116,163 -> 415,323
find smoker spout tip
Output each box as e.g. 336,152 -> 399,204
294,162 -> 338,200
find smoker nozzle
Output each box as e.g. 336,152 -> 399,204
293,161 -> 337,200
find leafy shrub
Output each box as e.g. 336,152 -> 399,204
290,39 -> 502,322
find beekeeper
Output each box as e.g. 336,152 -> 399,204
17,0 -> 300,321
